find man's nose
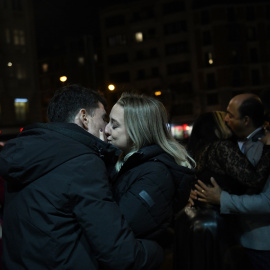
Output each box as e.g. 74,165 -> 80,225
104,124 -> 110,135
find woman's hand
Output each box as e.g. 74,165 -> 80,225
194,177 -> 222,205
260,131 -> 270,145
187,189 -> 197,207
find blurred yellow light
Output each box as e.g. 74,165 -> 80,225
135,32 -> 143,42
59,76 -> 67,82
108,84 -> 115,91
155,91 -> 162,96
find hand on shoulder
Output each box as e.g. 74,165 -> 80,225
260,131 -> 270,145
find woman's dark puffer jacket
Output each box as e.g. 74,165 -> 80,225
110,144 -> 195,243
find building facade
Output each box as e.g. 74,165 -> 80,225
37,35 -> 100,121
99,0 -> 270,127
0,0 -> 41,139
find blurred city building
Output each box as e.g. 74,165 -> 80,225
37,35 -> 101,121
0,0 -> 41,141
2,0 -> 270,142
99,0 -> 270,139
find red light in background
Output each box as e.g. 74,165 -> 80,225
20,128 -> 24,132
182,124 -> 188,131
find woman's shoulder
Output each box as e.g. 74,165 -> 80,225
209,139 -> 237,150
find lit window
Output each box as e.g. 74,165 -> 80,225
107,34 -> 127,47
7,62 -> 14,77
208,52 -> 213,65
14,30 -> 19,45
42,63 -> 48,72
135,32 -> 143,42
13,29 -> 25,45
19,30 -> 25,45
14,98 -> 28,122
78,57 -> 84,65
16,63 -> 26,79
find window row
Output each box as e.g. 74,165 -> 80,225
108,62 -> 190,83
205,68 -> 263,90
40,56 -> 88,74
4,61 -> 27,79
107,21 -> 187,47
107,22 -> 269,50
0,98 -> 28,123
201,24 -> 270,47
200,5 -> 270,25
5,28 -> 26,45
203,47 -> 262,67
105,1 -> 186,27
107,43 -> 189,65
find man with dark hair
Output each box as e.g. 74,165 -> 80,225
0,84 -> 163,270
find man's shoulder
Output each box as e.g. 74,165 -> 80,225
249,127 -> 265,142
245,139 -> 264,166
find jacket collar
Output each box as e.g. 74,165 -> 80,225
23,122 -> 120,163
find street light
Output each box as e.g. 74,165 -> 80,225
59,76 -> 67,82
108,84 -> 115,91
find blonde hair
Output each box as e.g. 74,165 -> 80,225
115,93 -> 195,171
213,111 -> 232,140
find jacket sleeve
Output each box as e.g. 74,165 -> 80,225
69,154 -> 163,270
220,176 -> 270,215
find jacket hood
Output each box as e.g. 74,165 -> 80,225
153,151 -> 195,212
135,144 -> 194,176
0,122 -> 118,189
128,145 -> 195,212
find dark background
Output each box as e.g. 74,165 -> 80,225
33,0 -> 138,57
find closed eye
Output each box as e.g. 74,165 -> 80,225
110,118 -> 119,129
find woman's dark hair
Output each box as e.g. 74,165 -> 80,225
187,111 -> 231,157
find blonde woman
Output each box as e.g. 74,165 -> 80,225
105,92 -> 195,245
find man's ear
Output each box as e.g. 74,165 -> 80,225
74,109 -> 89,130
243,115 -> 250,126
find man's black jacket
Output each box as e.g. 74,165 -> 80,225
0,122 -> 163,270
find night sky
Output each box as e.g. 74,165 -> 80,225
33,0 -> 138,57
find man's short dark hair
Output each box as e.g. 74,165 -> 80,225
238,97 -> 264,128
47,84 -> 106,122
